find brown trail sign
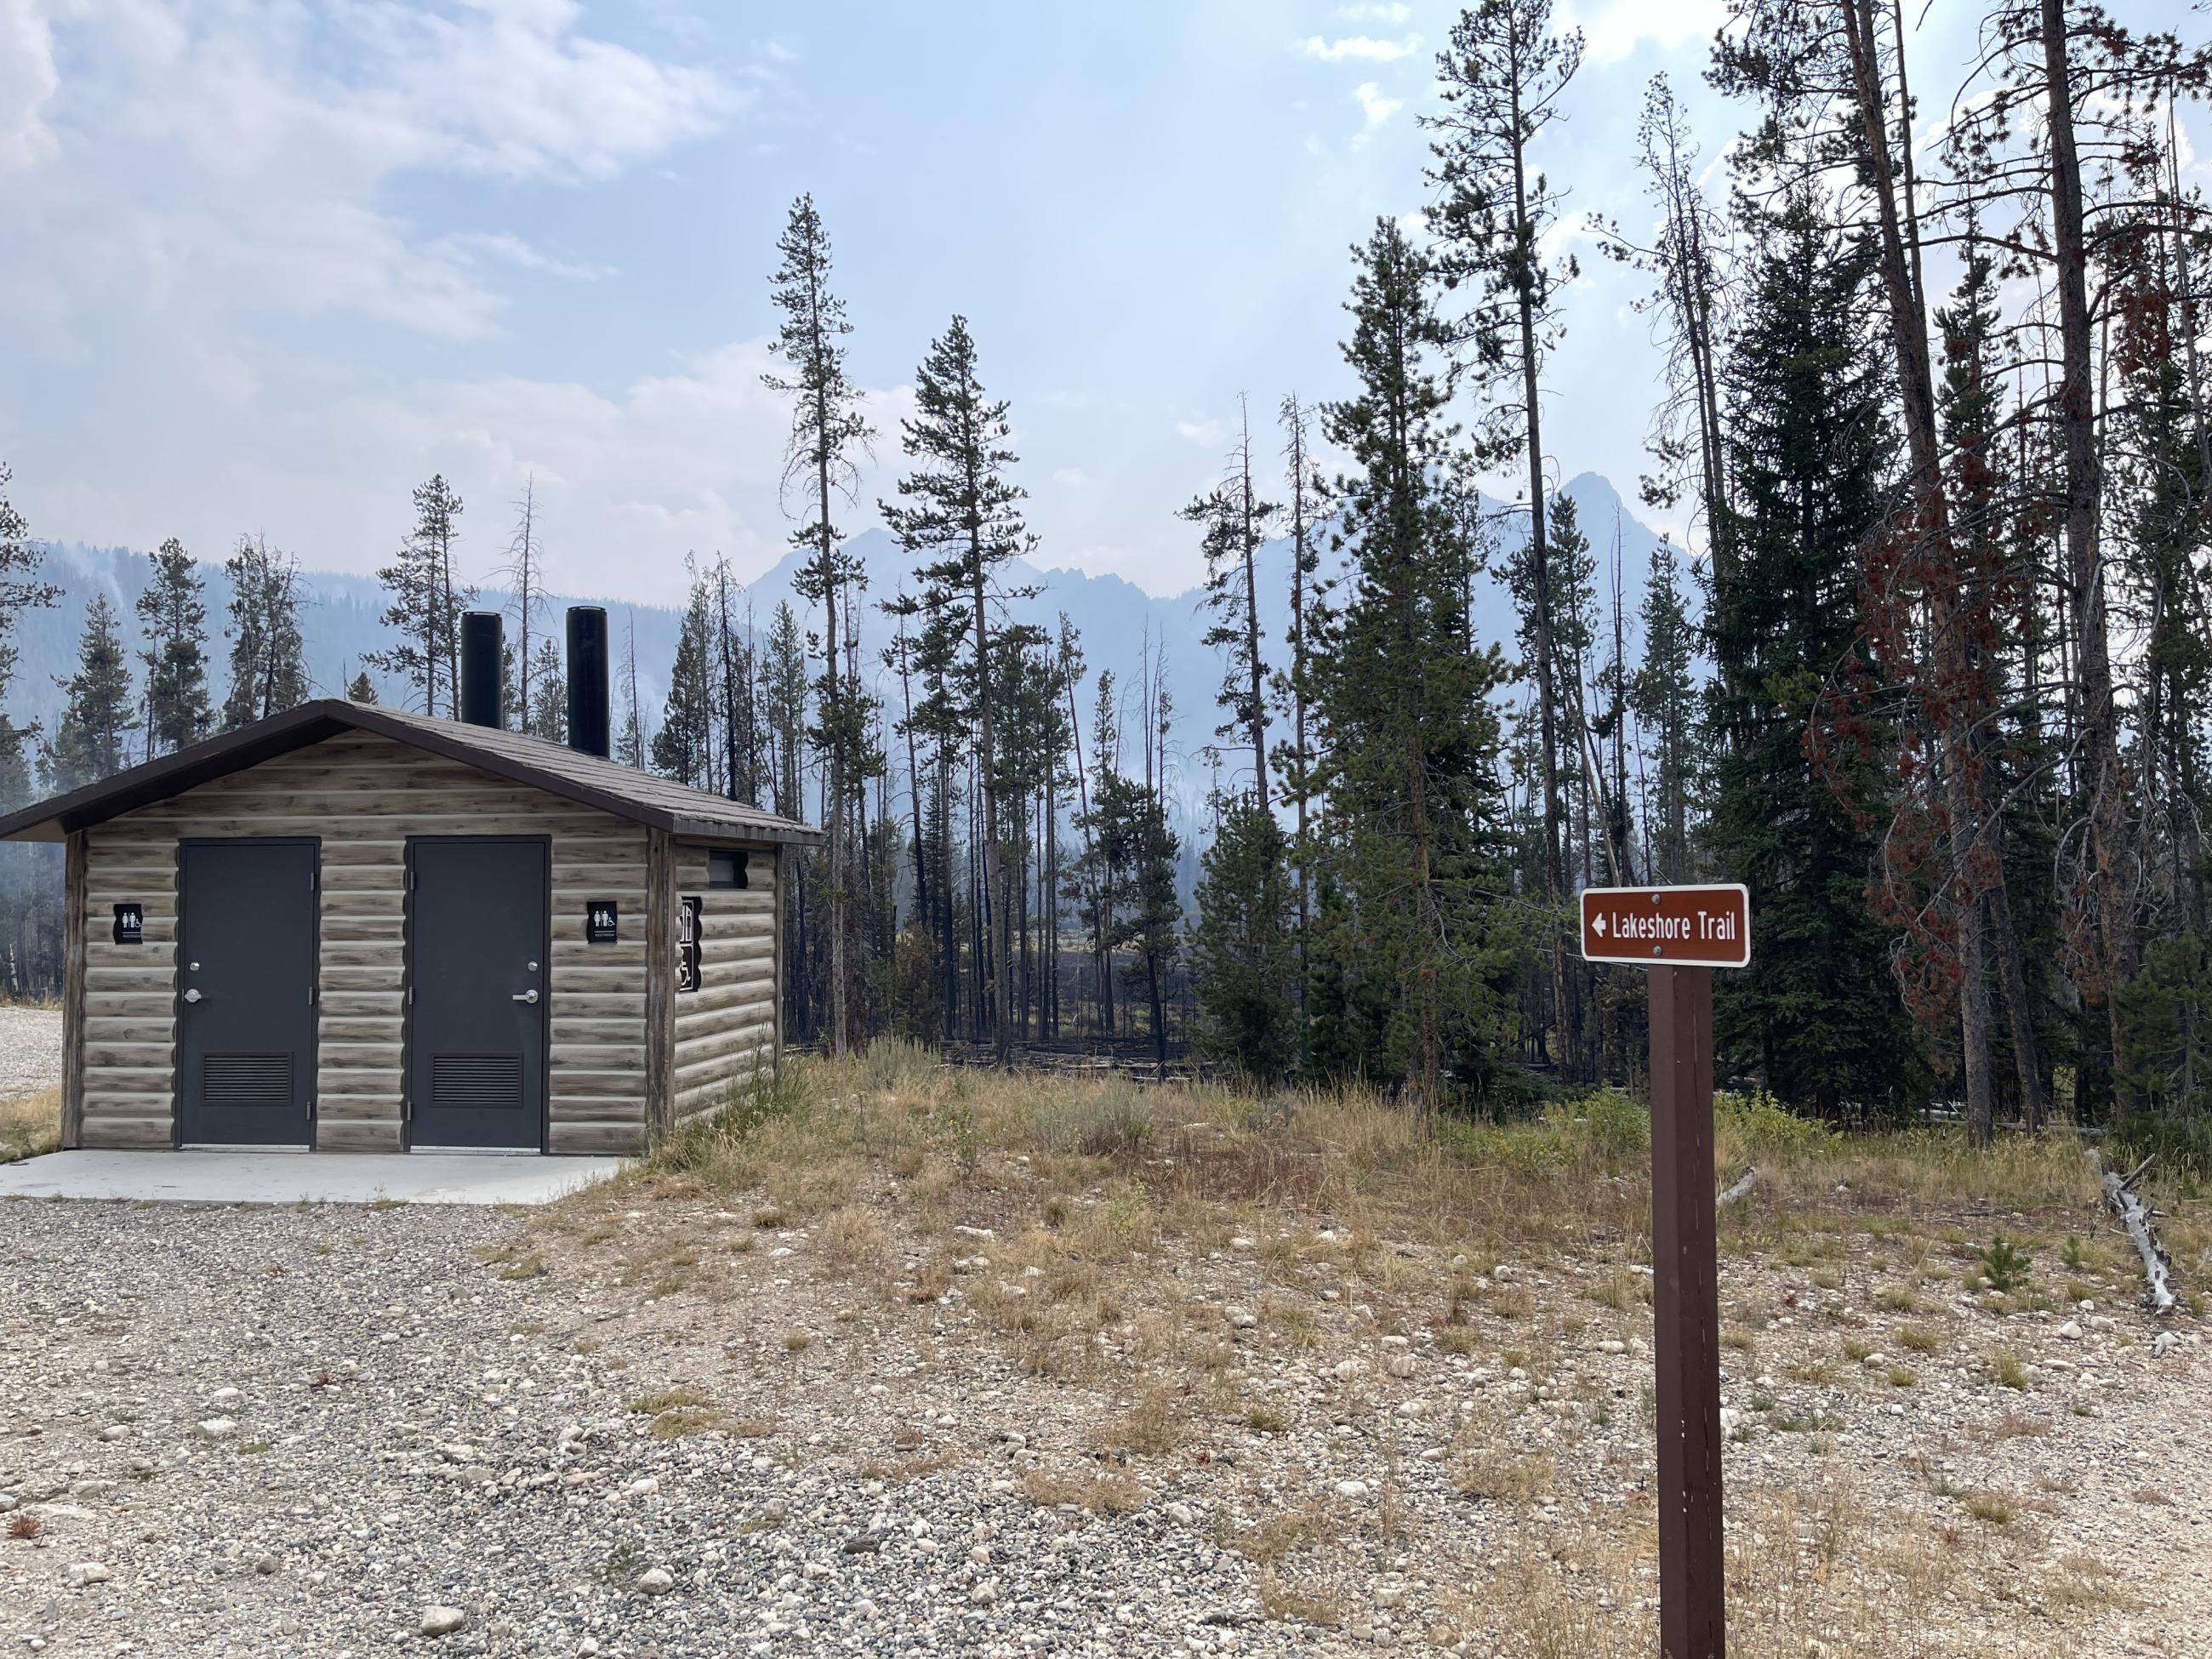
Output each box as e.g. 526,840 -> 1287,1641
1582,883 -> 1751,1659
1582,882 -> 1750,969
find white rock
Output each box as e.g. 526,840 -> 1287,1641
2057,1321 -> 2083,1341
636,1567 -> 675,1596
1386,1354 -> 1418,1379
1166,1502 -> 1196,1525
2153,1331 -> 2178,1358
1333,1360 -> 1364,1382
419,1607 -> 467,1638
629,1477 -> 658,1497
969,1578 -> 1001,1606
1230,1236 -> 1256,1251
67,1562 -> 111,1587
1226,1308 -> 1259,1330
196,1418 -> 237,1440
1335,1479 -> 1370,1499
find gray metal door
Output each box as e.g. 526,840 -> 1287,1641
407,838 -> 547,1150
178,839 -> 318,1147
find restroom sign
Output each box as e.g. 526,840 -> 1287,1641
112,903 -> 144,945
585,900 -> 619,944
676,896 -> 703,994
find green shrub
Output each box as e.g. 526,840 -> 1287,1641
1716,1090 -> 1832,1158
1029,1079 -> 1154,1158
858,1037 -> 939,1092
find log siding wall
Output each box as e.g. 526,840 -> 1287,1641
670,841 -> 778,1125
75,730 -> 655,1154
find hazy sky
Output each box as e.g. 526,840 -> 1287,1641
0,1 -> 2200,605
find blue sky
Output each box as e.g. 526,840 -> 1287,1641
0,1 -> 2199,606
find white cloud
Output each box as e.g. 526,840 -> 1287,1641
12,335 -> 918,605
428,231 -> 616,282
0,0 -> 58,173
1353,82 -> 1403,140
1333,3 -> 1411,21
1175,418 -> 1227,448
1300,34 -> 1418,64
0,1 -> 741,349
1555,0 -> 1728,67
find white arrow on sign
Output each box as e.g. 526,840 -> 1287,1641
1593,913 -> 1607,937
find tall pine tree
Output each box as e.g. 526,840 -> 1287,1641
1707,202 -> 1918,1117
1311,219 -> 1514,1112
136,538 -> 213,755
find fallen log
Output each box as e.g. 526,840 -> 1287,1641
1717,1166 -> 1758,1208
2091,1151 -> 2178,1317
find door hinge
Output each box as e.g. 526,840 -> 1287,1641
307,985 -> 316,1007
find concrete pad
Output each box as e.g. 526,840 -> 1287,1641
0,1149 -> 624,1206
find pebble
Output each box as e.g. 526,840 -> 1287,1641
418,1607 -> 467,1638
196,1417 -> 237,1440
636,1567 -> 675,1596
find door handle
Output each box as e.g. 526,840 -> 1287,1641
183,989 -> 202,1005
512,989 -> 539,1005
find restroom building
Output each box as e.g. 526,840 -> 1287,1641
0,607 -> 818,1155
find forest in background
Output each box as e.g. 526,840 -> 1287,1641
3,0 -> 2209,1152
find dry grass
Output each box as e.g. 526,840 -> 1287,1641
0,1087 -> 59,1165
604,1048 -> 2180,1658
1019,1466 -> 1143,1515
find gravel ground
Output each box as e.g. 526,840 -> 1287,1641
0,1200 -> 1321,1658
0,1173 -> 2204,1656
0,1008 -> 60,1099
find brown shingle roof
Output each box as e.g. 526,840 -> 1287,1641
0,699 -> 822,845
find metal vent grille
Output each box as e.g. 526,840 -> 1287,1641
431,1053 -> 524,1109
201,1052 -> 294,1108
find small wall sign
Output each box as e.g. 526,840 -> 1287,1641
585,899 -> 619,943
112,903 -> 144,945
676,895 -> 703,994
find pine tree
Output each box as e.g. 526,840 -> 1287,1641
221,535 -> 309,729
1191,795 -> 1297,1080
765,195 -> 875,1056
46,595 -> 139,790
1707,202 -> 1918,1117
526,638 -> 566,741
615,611 -> 648,769
1182,396 -> 1276,807
497,474 -> 545,731
1428,0 -> 1585,1076
136,538 -> 213,755
881,316 -> 1039,1058
1311,218 -> 1514,1111
368,475 -> 470,718
0,462 -> 60,806
347,670 -> 378,704
1597,74 -> 1735,590
652,579 -> 716,787
1631,538 -> 1698,882
1274,394 -> 1326,1008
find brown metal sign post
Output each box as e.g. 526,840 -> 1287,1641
1582,883 -> 1748,1659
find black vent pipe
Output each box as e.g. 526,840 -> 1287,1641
460,612 -> 504,729
566,606 -> 611,759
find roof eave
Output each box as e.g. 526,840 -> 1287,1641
0,700 -> 821,846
